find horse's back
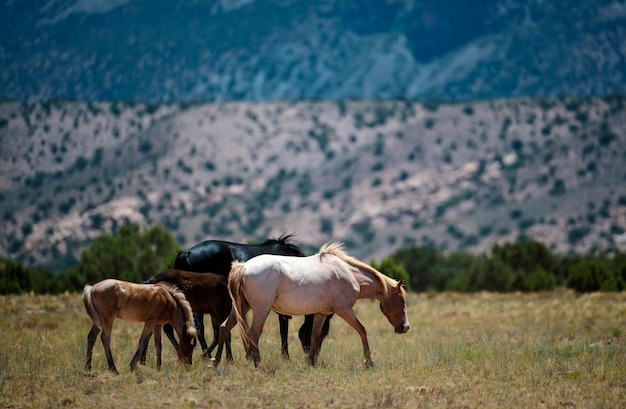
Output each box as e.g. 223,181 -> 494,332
175,241 -> 234,274
175,236 -> 304,274
241,253 -> 360,315
88,279 -> 171,323
145,269 -> 229,315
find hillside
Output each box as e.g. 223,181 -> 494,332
1,0 -> 625,102
1,96 -> 625,270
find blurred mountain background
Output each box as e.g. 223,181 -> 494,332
2,0 -> 625,102
1,0 -> 625,271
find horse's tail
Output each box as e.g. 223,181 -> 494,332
82,284 -> 103,329
228,261 -> 254,350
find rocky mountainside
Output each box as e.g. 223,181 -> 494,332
2,0 -> 625,102
1,97 -> 625,270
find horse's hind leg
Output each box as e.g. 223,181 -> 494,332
100,320 -> 118,373
85,324 -> 100,371
225,331 -> 232,361
335,308 -> 372,368
247,308 -> 270,367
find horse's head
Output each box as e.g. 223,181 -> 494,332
380,278 -> 410,334
178,325 -> 197,364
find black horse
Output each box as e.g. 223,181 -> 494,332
171,233 -> 331,359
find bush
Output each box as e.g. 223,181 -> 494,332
522,267 -> 556,291
0,258 -> 58,294
370,258 -> 411,291
390,245 -> 442,292
75,224 -> 179,286
464,257 -> 515,292
566,259 -> 624,292
490,241 -> 561,290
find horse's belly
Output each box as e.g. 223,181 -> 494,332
272,293 -> 335,316
116,310 -> 146,323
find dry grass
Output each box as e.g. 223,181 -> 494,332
1,290 -> 624,408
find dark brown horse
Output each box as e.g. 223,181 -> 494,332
83,279 -> 197,373
142,269 -> 233,361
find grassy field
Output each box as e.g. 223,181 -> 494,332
0,290 -> 624,408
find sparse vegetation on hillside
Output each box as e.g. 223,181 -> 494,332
1,97 -> 625,271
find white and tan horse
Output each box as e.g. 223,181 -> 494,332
214,242 -> 409,368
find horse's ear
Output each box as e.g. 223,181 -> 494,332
397,278 -> 404,288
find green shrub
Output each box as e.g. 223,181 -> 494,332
75,224 -> 179,286
566,259 -> 624,292
370,258 -> 411,291
522,267 -> 556,291
464,257 -> 515,292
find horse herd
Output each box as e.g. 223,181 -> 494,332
82,234 -> 410,373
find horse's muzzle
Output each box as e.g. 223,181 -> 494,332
395,323 -> 410,334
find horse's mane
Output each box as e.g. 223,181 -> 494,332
158,283 -> 197,337
318,242 -> 393,295
261,232 -> 305,256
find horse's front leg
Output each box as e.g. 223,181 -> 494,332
204,313 -> 221,359
85,324 -> 100,371
307,314 -> 329,366
335,309 -> 373,368
194,313 -> 209,354
278,314 -> 291,358
163,323 -> 179,353
130,324 -> 154,371
138,333 -> 149,365
154,326 -> 162,370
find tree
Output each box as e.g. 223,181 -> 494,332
75,224 -> 179,285
491,241 -> 558,291
566,258 -> 624,292
389,245 -> 443,292
370,257 -> 411,291
0,258 -> 30,294
0,257 -> 58,294
465,257 -> 514,292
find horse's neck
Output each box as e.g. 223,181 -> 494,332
170,304 -> 186,335
352,266 -> 387,301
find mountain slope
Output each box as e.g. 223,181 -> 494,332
1,0 -> 625,102
1,97 -> 625,270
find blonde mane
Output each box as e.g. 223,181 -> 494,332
318,242 -> 395,295
158,283 -> 197,337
